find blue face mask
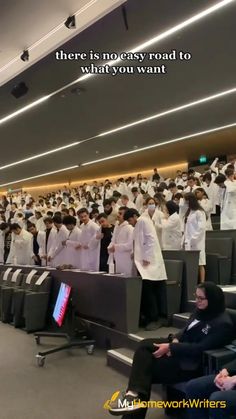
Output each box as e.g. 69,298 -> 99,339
148,204 -> 156,211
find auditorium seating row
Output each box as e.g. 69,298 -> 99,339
0,268 -> 52,332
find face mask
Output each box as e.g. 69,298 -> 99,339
148,204 -> 156,211
182,176 -> 187,181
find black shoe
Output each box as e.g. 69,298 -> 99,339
108,391 -> 143,416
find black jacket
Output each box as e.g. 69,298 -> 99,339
169,312 -> 234,371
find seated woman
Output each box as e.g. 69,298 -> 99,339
186,357 -> 236,419
108,282 -> 234,418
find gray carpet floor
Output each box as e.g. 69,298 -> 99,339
0,323 -> 166,419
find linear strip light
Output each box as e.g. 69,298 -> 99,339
97,87 -> 236,137
0,96 -> 50,125
0,141 -> 80,170
73,0 -> 235,84
0,0 -> 234,125
81,121 -> 236,166
0,165 -> 79,187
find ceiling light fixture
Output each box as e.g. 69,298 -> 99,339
0,0 -> 99,76
0,0 -> 233,124
64,15 -> 76,29
11,82 -> 29,99
20,50 -> 29,62
0,165 -> 79,188
81,121 -> 236,166
0,141 -> 80,171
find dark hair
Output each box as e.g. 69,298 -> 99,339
0,222 -> 9,231
225,168 -> 234,178
131,187 -> 138,193
63,215 -> 76,226
61,208 -> 69,215
78,208 -> 89,216
27,222 -> 36,230
174,192 -> 183,200
168,182 -> 176,189
103,199 -> 111,207
195,188 -> 208,199
46,211 -> 54,218
184,192 -> 205,222
166,201 -> 179,215
202,172 -> 212,182
10,223 -> 21,231
44,217 -> 53,224
118,206 -> 129,212
97,213 -> 108,220
68,207 -> 76,216
215,174 -> 226,185
124,208 -> 139,220
52,215 -> 62,224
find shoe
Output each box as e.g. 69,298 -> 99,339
108,391 -> 143,416
145,320 -> 163,331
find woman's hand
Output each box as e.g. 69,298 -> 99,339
153,343 -> 170,358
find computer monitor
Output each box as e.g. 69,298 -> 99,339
53,282 -> 72,327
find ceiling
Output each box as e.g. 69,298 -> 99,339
0,0 -> 235,191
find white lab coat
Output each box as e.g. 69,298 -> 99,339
221,180 -> 236,230
63,226 -> 82,268
203,182 -> 219,214
7,229 -> 34,265
37,228 -> 57,266
80,220 -> 100,271
133,194 -> 144,213
161,213 -> 182,250
108,221 -> 134,276
133,215 -> 167,281
183,210 -> 207,266
0,230 -> 4,263
199,198 -> 213,231
48,225 -> 69,267
143,208 -> 165,249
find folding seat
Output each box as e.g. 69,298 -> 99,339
206,237 -> 233,284
12,269 -> 51,331
1,268 -> 24,323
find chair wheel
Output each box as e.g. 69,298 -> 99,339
86,344 -> 94,355
36,354 -> 45,367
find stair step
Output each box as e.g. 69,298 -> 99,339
173,312 -> 191,329
107,347 -> 134,376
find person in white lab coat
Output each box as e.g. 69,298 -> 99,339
6,223 -> 34,265
142,196 -> 166,248
195,188 -> 213,231
62,215 -> 82,268
215,168 -> 236,230
160,201 -> 182,250
124,208 -> 167,331
107,206 -> 134,277
202,172 -> 220,216
47,215 -> 69,268
131,187 -> 144,213
183,193 -> 207,283
37,217 -> 57,267
78,208 -> 100,271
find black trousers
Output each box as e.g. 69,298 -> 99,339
140,280 -> 161,323
122,338 -> 201,419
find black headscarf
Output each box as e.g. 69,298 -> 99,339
194,282 -> 225,321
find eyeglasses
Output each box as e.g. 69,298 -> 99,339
195,294 -> 207,301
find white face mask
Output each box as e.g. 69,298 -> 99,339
182,176 -> 188,181
148,204 -> 156,211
